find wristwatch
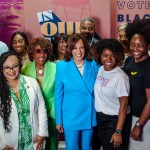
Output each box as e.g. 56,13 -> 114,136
135,121 -> 143,128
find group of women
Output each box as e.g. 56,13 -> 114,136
0,32 -> 68,150
0,18 -> 150,150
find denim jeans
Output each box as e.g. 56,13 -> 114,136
97,112 -> 131,150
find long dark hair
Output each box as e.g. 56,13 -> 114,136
9,31 -> 29,52
52,33 -> 69,60
0,51 -> 21,132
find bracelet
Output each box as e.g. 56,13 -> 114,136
135,121 -> 143,128
115,129 -> 122,135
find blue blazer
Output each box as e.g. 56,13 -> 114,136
54,58 -> 99,130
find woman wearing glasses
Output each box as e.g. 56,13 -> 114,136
10,31 -> 30,65
0,51 -> 48,150
124,19 -> 150,150
22,37 -> 57,150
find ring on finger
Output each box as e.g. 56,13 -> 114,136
114,144 -> 117,148
117,144 -> 120,147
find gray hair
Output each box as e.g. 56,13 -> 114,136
118,22 -> 128,30
80,17 -> 95,27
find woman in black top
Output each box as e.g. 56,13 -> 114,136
124,19 -> 150,150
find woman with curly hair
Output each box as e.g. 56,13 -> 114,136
9,31 -> 30,65
124,19 -> 150,150
0,51 -> 48,150
21,37 -> 57,150
94,39 -> 131,150
52,33 -> 69,61
54,33 -> 99,150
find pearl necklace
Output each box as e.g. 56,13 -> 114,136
10,81 -> 20,93
76,63 -> 84,68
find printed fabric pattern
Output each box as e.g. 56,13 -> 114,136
10,75 -> 34,150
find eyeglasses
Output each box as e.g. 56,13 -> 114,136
0,2 -> 23,14
130,43 -> 146,49
34,49 -> 48,55
3,64 -> 20,72
81,26 -> 94,32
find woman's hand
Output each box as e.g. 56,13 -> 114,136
110,132 -> 122,148
56,125 -> 63,133
33,135 -> 44,150
131,126 -> 142,140
3,145 -> 14,150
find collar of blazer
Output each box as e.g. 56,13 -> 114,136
22,61 -> 56,92
69,58 -> 93,94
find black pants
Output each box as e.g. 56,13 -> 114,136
97,112 -> 131,150
92,126 -> 101,150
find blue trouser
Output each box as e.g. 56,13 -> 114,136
64,129 -> 93,150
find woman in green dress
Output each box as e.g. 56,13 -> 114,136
22,37 -> 57,150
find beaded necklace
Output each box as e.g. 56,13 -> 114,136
10,81 -> 20,93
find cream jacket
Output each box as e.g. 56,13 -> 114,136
0,75 -> 48,150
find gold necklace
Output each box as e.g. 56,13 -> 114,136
38,69 -> 43,74
37,67 -> 44,74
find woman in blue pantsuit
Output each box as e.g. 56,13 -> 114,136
54,34 -> 99,150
